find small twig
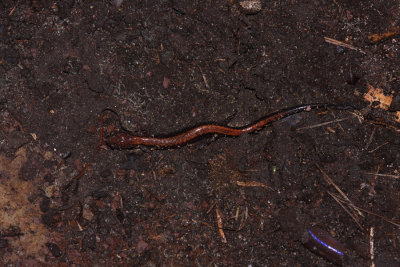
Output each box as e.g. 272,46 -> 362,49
324,37 -> 366,54
215,206 -> 227,243
330,192 -> 400,228
370,227 -> 375,267
197,65 -> 210,89
234,207 -> 240,221
76,220 -> 84,231
364,127 -> 376,150
391,230 -> 397,248
237,206 -> 248,231
296,116 -> 351,131
199,220 -> 213,229
99,113 -> 104,147
362,172 -> 400,179
9,4 -> 17,16
368,142 -> 389,153
364,119 -> 400,133
328,191 -> 364,230
349,110 -> 365,124
315,163 -> 363,217
236,180 -> 269,189
369,165 -> 380,195
75,163 -> 91,180
327,106 -> 345,132
63,162 -> 91,193
206,201 -> 216,214
332,0 -> 343,14
359,206 -> 400,228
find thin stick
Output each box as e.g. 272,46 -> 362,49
215,206 -> 227,243
324,37 -> 366,54
364,127 -> 376,150
328,191 -> 364,230
358,206 -> 400,228
75,163 -> 91,180
296,116 -> 351,131
99,113 -> 104,147
236,181 -> 270,188
370,227 -> 375,267
362,172 -> 400,179
364,119 -> 400,133
238,206 -> 248,231
198,65 -> 210,89
330,192 -> 400,228
9,4 -> 17,16
326,106 -> 345,132
368,142 -> 389,153
315,163 -> 363,216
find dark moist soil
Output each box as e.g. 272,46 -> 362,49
1,0 -> 400,266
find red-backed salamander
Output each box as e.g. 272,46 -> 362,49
105,103 -> 354,149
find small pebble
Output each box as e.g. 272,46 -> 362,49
163,77 -> 171,89
240,0 -> 262,15
60,151 -> 71,159
82,204 -> 94,221
44,151 -> 53,160
44,185 -> 56,198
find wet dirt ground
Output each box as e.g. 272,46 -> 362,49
1,0 -> 400,266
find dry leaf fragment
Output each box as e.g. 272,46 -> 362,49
394,111 -> 400,123
363,84 -> 393,110
368,29 -> 400,43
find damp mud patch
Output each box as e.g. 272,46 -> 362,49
0,147 -> 50,263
